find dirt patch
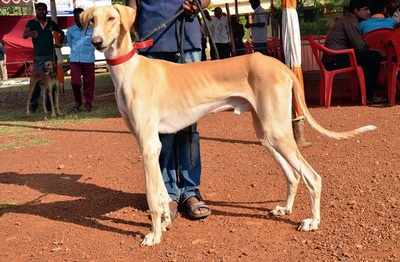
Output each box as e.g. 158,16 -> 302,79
1,104 -> 400,261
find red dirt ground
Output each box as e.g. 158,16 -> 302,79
1,102 -> 400,261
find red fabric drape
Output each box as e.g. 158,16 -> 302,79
1,16 -> 74,77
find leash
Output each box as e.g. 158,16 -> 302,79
107,2 -> 220,65
138,0 -> 219,61
176,0 -> 219,62
192,0 -> 219,60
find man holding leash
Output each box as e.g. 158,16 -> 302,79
23,2 -> 64,112
129,0 -> 211,221
67,8 -> 96,113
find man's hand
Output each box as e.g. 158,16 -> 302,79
183,0 -> 199,14
30,30 -> 39,38
182,0 -> 210,14
23,28 -> 38,39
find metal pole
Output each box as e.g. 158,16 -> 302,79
234,0 -> 238,19
50,0 -> 57,23
32,0 -> 36,16
225,3 -> 236,56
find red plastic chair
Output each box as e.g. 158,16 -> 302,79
363,28 -> 394,54
385,36 -> 400,106
306,35 -> 367,107
363,28 -> 394,86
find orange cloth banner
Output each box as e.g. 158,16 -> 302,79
281,0 -> 296,9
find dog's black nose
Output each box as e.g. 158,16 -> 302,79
91,36 -> 103,49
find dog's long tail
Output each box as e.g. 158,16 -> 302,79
291,74 -> 377,140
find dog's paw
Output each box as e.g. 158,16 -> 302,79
161,213 -> 171,232
141,232 -> 161,246
270,206 -> 291,217
298,218 -> 320,231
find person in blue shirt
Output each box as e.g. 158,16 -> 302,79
66,8 -> 96,112
359,1 -> 399,34
129,0 -> 211,222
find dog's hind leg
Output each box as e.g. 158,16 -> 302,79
268,146 -> 301,217
253,84 -> 320,231
252,111 -> 301,216
55,83 -> 62,116
268,136 -> 321,231
138,126 -> 171,246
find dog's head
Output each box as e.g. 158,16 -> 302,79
80,4 -> 136,52
43,61 -> 55,75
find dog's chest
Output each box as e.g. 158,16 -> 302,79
115,87 -> 130,119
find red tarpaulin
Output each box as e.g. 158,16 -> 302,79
3,16 -> 34,77
1,16 -> 74,77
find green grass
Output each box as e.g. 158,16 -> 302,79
0,73 -> 119,150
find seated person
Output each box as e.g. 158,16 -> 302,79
382,0 -> 400,23
324,0 -> 383,104
359,0 -> 399,34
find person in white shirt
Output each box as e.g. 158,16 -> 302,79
210,7 -> 231,59
247,0 -> 268,54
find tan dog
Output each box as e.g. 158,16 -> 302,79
81,5 -> 376,246
26,60 -> 61,117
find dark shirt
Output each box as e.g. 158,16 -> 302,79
0,43 -> 4,61
26,18 -> 62,57
138,0 -> 202,53
325,13 -> 368,52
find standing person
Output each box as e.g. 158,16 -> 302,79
210,7 -> 231,59
0,40 -> 7,81
247,0 -> 268,54
231,16 -> 245,55
23,2 -> 64,112
130,0 -> 211,221
67,8 -> 96,112
324,0 -> 383,104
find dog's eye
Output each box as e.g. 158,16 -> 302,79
108,16 -> 115,22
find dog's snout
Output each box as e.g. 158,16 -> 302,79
91,36 -> 103,49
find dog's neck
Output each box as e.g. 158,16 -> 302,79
104,30 -> 134,63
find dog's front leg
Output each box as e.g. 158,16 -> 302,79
47,83 -> 56,117
138,129 -> 169,246
26,78 -> 37,115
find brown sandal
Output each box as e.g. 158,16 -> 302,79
169,200 -> 179,221
182,196 -> 211,220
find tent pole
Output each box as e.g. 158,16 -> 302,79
50,0 -> 57,23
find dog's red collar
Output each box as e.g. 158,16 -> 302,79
106,39 -> 154,66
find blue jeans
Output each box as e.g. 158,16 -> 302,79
144,51 -> 202,202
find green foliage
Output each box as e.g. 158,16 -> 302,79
0,1 -> 124,16
0,5 -> 32,16
111,0 -> 126,4
300,18 -> 330,36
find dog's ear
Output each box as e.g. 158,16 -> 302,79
80,7 -> 95,30
113,4 -> 136,33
